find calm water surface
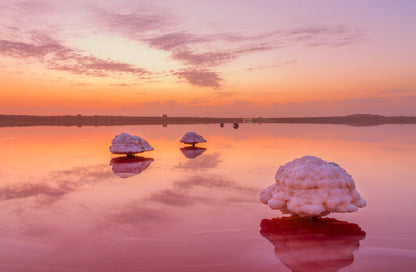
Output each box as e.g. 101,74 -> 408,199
1,124 -> 416,271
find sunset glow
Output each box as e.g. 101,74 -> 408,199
1,0 -> 416,117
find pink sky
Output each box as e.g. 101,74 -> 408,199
1,0 -> 415,117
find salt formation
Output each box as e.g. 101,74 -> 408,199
260,156 -> 366,217
179,132 -> 206,147
260,216 -> 366,272
110,156 -> 154,178
109,132 -> 153,156
180,147 -> 206,159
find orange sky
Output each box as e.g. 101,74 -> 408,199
1,0 -> 416,117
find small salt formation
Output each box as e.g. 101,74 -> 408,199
260,156 -> 366,217
109,132 -> 153,157
180,132 -> 206,147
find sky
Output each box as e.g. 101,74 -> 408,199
0,0 -> 415,117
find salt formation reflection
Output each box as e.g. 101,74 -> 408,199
180,146 -> 207,159
260,216 -> 366,272
110,156 -> 154,178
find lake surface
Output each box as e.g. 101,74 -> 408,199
1,123 -> 416,271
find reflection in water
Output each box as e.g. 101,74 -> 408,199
260,216 -> 366,272
110,156 -> 154,178
180,146 -> 207,159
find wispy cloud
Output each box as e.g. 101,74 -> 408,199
145,32 -> 209,51
94,4 -> 173,38
0,34 -> 152,78
1,2 -> 363,89
143,26 -> 360,88
172,68 -> 222,88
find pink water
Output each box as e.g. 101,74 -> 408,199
1,124 -> 415,271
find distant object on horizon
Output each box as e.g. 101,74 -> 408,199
220,122 -> 224,127
233,122 -> 239,129
180,132 -> 207,147
109,132 -> 154,157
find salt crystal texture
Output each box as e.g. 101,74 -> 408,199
109,132 -> 153,155
180,132 -> 207,145
260,156 -> 366,217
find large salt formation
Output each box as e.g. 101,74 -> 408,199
180,132 -> 206,147
260,156 -> 366,217
109,132 -> 154,157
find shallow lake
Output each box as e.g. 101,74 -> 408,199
1,123 -> 416,271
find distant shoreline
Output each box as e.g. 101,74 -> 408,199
1,114 -> 416,127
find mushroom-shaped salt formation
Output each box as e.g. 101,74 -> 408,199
180,146 -> 206,159
260,216 -> 366,272
110,156 -> 154,178
179,132 -> 206,147
109,132 -> 153,157
260,156 -> 366,218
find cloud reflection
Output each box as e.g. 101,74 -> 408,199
149,174 -> 258,207
110,156 -> 154,178
0,165 -> 112,205
176,153 -> 221,169
260,216 -> 366,272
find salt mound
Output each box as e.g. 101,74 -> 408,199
109,132 -> 153,155
260,156 -> 366,217
180,132 -> 206,146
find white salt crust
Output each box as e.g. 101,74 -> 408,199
260,156 -> 366,217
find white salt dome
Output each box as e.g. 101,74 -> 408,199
180,132 -> 207,146
260,156 -> 366,217
109,132 -> 154,155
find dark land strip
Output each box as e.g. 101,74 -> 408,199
1,114 -> 416,127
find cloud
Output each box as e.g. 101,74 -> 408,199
145,32 -> 209,51
0,38 -> 68,58
17,1 -> 54,14
172,68 -> 223,88
142,26 -> 360,87
94,4 -> 173,38
1,2 -> 363,89
171,49 -> 235,67
0,35 -> 152,78
278,25 -> 362,47
145,26 -> 360,65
